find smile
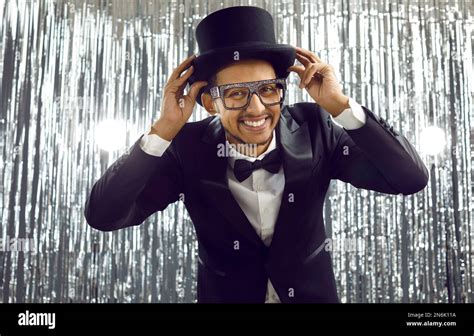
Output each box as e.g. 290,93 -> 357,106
239,116 -> 271,131
243,118 -> 266,127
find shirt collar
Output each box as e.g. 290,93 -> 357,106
227,129 -> 277,169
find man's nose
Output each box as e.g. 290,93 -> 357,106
246,92 -> 266,113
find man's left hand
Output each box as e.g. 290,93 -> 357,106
287,47 -> 349,117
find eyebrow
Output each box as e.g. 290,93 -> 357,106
218,78 -> 279,87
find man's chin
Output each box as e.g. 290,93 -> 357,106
239,131 -> 273,146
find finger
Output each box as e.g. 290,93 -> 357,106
167,66 -> 195,94
304,64 -> 326,87
295,47 -> 318,63
312,53 -> 323,63
304,63 -> 332,87
300,63 -> 318,88
168,80 -> 187,99
173,65 -> 194,87
295,52 -> 312,67
314,63 -> 331,77
187,81 -> 209,102
287,65 -> 305,77
170,54 -> 196,81
296,47 -> 320,64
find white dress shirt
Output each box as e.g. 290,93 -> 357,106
138,99 -> 366,303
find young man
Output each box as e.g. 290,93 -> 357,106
84,6 -> 428,303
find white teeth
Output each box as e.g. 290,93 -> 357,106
243,118 -> 266,127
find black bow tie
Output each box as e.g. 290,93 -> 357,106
233,149 -> 282,182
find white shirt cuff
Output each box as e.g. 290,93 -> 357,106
139,128 -> 172,157
331,98 -> 366,130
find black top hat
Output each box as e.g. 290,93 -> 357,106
187,6 -> 296,106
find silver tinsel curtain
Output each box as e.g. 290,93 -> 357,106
0,0 -> 472,303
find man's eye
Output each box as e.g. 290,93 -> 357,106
227,90 -> 246,97
260,86 -> 276,93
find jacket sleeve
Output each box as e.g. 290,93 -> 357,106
84,135 -> 183,231
329,106 -> 429,195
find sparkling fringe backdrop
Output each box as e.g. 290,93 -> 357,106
0,0 -> 472,303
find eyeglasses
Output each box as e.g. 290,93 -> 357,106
209,78 -> 286,110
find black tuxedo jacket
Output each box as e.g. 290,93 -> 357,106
84,102 -> 428,303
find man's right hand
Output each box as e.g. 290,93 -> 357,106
149,54 -> 208,141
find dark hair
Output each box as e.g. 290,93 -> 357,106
208,73 -> 217,89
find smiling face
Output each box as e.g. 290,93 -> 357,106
201,59 -> 281,156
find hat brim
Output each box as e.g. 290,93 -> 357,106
187,43 -> 296,106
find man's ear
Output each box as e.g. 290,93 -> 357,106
201,92 -> 218,116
